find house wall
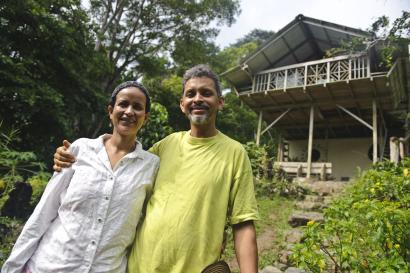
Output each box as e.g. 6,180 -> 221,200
287,137 -> 373,180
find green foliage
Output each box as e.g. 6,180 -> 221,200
217,92 -> 258,144
27,172 -> 51,207
0,216 -> 24,266
139,102 -> 173,149
143,75 -> 189,132
0,123 -> 50,214
86,0 -> 242,138
255,176 -> 308,200
231,29 -> 275,47
292,159 -> 410,273
325,11 -> 410,70
214,42 -> 258,73
243,142 -> 269,177
0,0 -> 110,162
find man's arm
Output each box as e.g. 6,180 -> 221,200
233,220 -> 258,273
53,140 -> 75,171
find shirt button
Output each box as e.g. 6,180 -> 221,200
109,176 -> 113,180
98,218 -> 102,223
91,240 -> 96,245
105,196 -> 109,200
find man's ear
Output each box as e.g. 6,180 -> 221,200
107,105 -> 113,115
180,98 -> 185,114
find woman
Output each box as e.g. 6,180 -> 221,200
2,81 -> 159,273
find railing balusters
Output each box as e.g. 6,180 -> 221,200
250,54 -> 369,93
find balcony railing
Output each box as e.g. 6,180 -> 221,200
252,54 -> 370,93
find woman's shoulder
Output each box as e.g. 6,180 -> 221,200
140,148 -> 160,165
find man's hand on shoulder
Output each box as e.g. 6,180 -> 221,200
53,140 -> 75,172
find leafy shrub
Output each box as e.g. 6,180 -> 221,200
0,216 -> 24,266
243,142 -> 269,177
28,172 -> 51,206
254,176 -> 308,199
292,159 -> 410,273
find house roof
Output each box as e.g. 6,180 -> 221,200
221,14 -> 372,90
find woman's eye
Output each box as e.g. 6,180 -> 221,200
134,104 -> 144,111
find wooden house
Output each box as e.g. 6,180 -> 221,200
221,14 -> 410,181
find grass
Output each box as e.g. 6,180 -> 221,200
223,196 -> 295,271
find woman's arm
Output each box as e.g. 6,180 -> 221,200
1,168 -> 74,273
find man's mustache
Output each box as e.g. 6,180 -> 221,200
190,105 -> 209,111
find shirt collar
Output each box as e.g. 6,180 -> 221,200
91,134 -> 145,160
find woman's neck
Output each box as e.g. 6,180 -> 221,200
106,133 -> 136,153
104,133 -> 136,169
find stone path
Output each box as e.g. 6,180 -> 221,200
259,179 -> 349,273
228,214 -> 277,271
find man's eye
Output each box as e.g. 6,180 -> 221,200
186,92 -> 195,97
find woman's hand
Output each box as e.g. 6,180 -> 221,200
53,140 -> 75,171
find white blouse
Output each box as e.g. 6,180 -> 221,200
2,135 -> 159,273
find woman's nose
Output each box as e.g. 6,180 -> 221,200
124,105 -> 133,114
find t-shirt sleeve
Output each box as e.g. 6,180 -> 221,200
229,148 -> 259,225
148,140 -> 161,156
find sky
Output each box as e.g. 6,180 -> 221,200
215,0 -> 410,48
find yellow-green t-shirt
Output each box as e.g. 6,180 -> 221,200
127,131 -> 259,273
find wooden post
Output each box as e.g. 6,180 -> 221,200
390,137 -> 399,164
372,100 -> 378,163
399,140 -> 405,160
277,136 -> 283,162
307,105 -> 314,178
256,111 -> 263,146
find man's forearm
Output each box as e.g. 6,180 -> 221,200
233,221 -> 258,273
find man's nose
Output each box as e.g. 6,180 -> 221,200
193,93 -> 204,103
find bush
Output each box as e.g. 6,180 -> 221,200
254,176 -> 308,199
292,159 -> 410,273
0,216 -> 24,266
28,172 -> 51,207
243,142 -> 269,177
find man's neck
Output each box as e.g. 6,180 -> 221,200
190,124 -> 218,138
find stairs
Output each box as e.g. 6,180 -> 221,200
260,180 -> 349,273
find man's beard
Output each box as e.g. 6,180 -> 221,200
187,113 -> 210,125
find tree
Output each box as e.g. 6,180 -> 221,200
0,0 -> 109,162
217,91 -> 257,143
138,102 -> 173,149
231,28 -> 275,47
87,0 -> 241,136
325,11 -> 410,69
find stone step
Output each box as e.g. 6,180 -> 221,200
303,195 -> 324,202
284,267 -> 307,273
288,211 -> 324,227
298,181 -> 348,196
295,200 -> 322,211
260,266 -> 283,273
278,249 -> 293,265
284,228 -> 305,244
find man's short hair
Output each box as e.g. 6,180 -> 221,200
182,64 -> 221,96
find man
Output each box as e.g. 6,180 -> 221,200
54,64 -> 259,273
